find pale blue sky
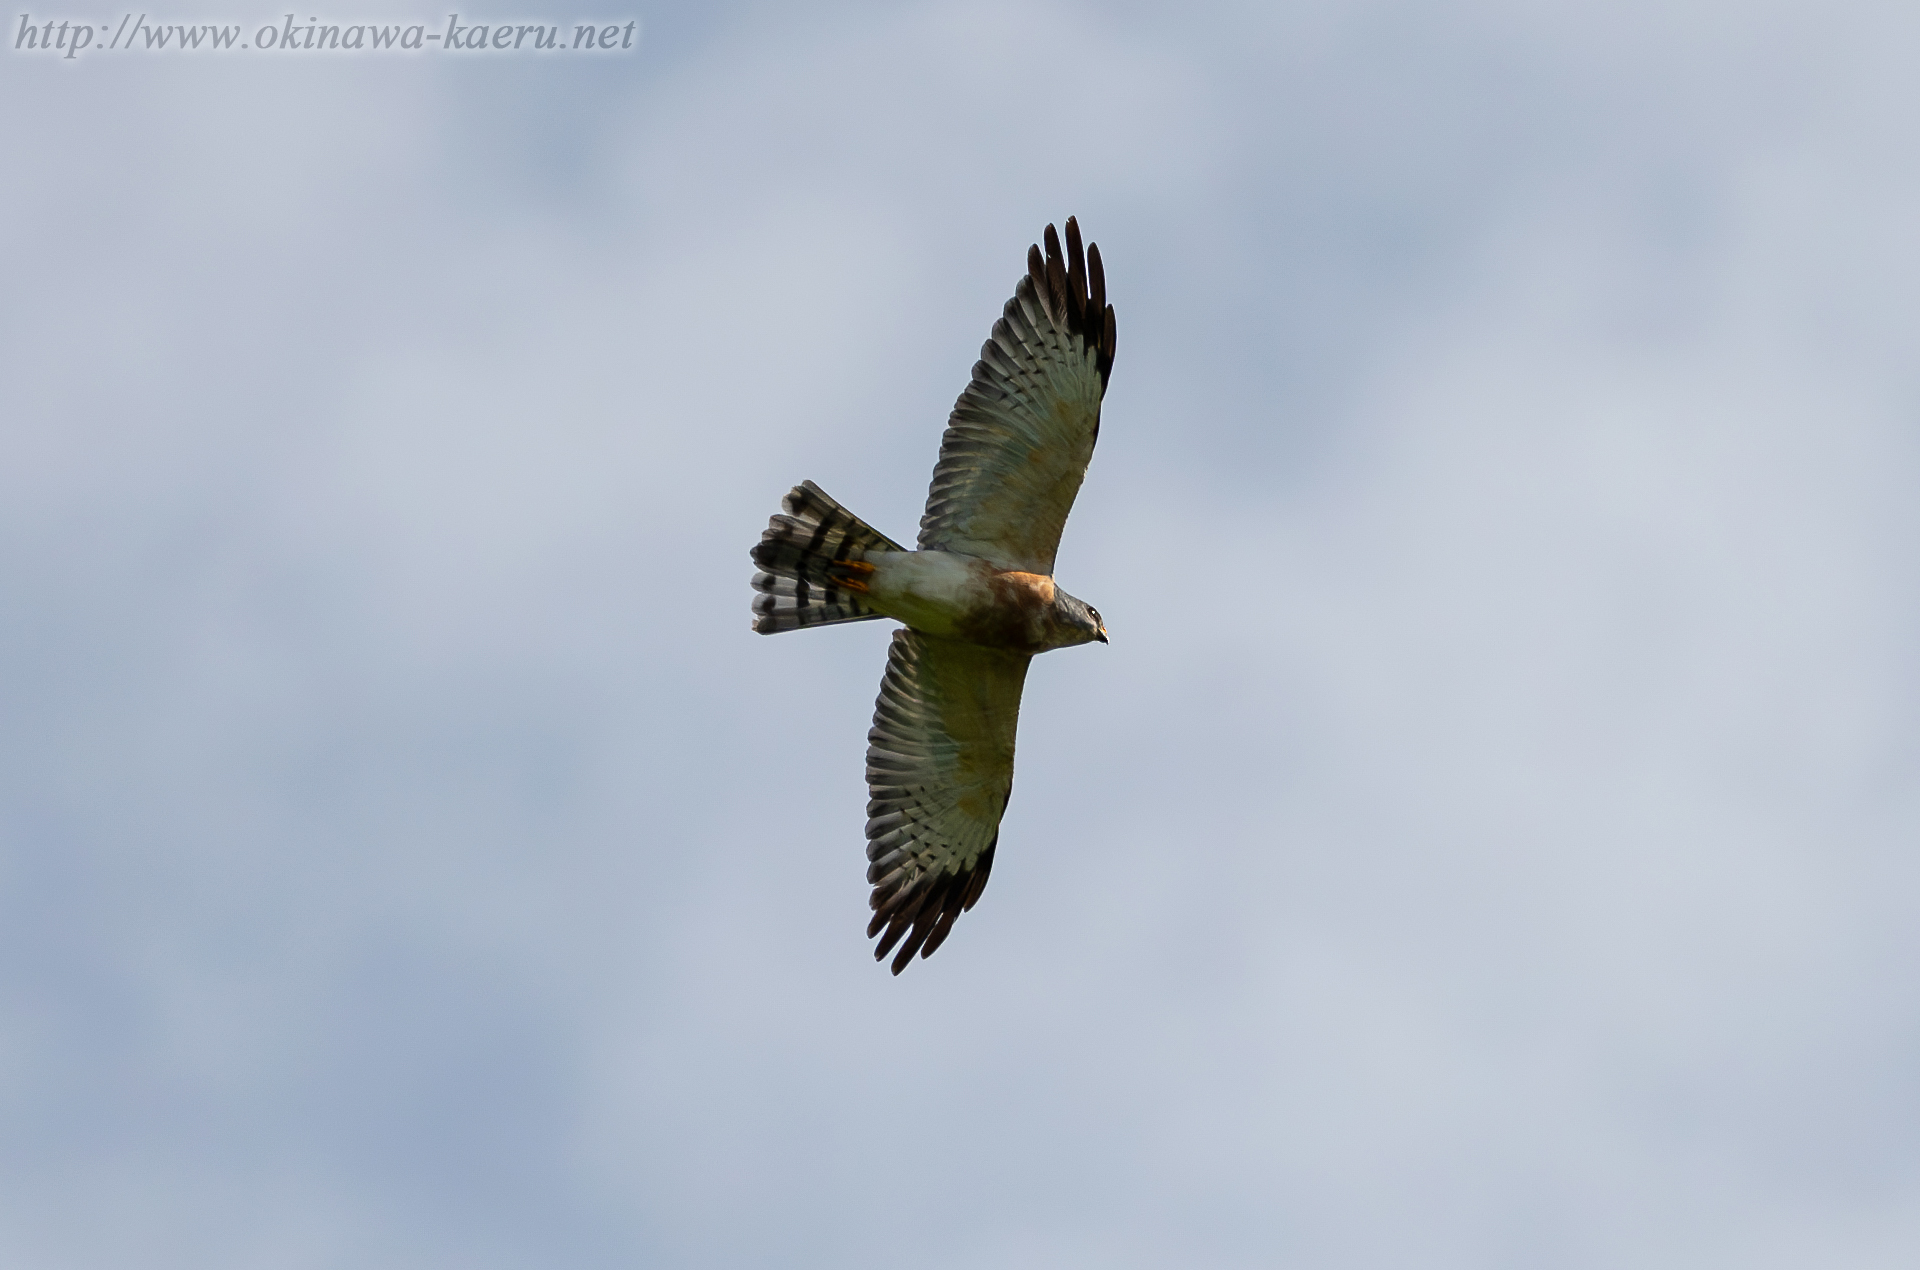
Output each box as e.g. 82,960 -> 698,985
5,2 -> 1919,1266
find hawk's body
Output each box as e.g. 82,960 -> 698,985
846,552 -> 1070,654
750,218 -> 1115,973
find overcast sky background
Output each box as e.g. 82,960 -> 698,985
5,1 -> 1920,1266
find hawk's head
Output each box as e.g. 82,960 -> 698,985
1049,588 -> 1109,650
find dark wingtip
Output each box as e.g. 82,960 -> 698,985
1100,303 -> 1116,388
1031,217 -> 1116,394
867,854 -> 993,973
1064,219 -> 1087,323
1042,226 -> 1069,323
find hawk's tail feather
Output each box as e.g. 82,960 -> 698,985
749,481 -> 905,635
750,573 -> 882,634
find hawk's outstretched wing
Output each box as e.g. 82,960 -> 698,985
917,218 -> 1117,575
864,629 -> 1032,973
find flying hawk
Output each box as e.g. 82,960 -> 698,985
751,218 -> 1116,974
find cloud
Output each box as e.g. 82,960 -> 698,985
3,0 -> 1918,1265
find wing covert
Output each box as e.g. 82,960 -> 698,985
864,629 -> 1031,973
917,218 -> 1117,574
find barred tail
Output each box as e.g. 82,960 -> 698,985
750,481 -> 905,634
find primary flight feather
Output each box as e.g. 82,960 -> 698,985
750,217 -> 1115,974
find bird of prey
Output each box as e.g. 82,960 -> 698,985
750,217 -> 1116,974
